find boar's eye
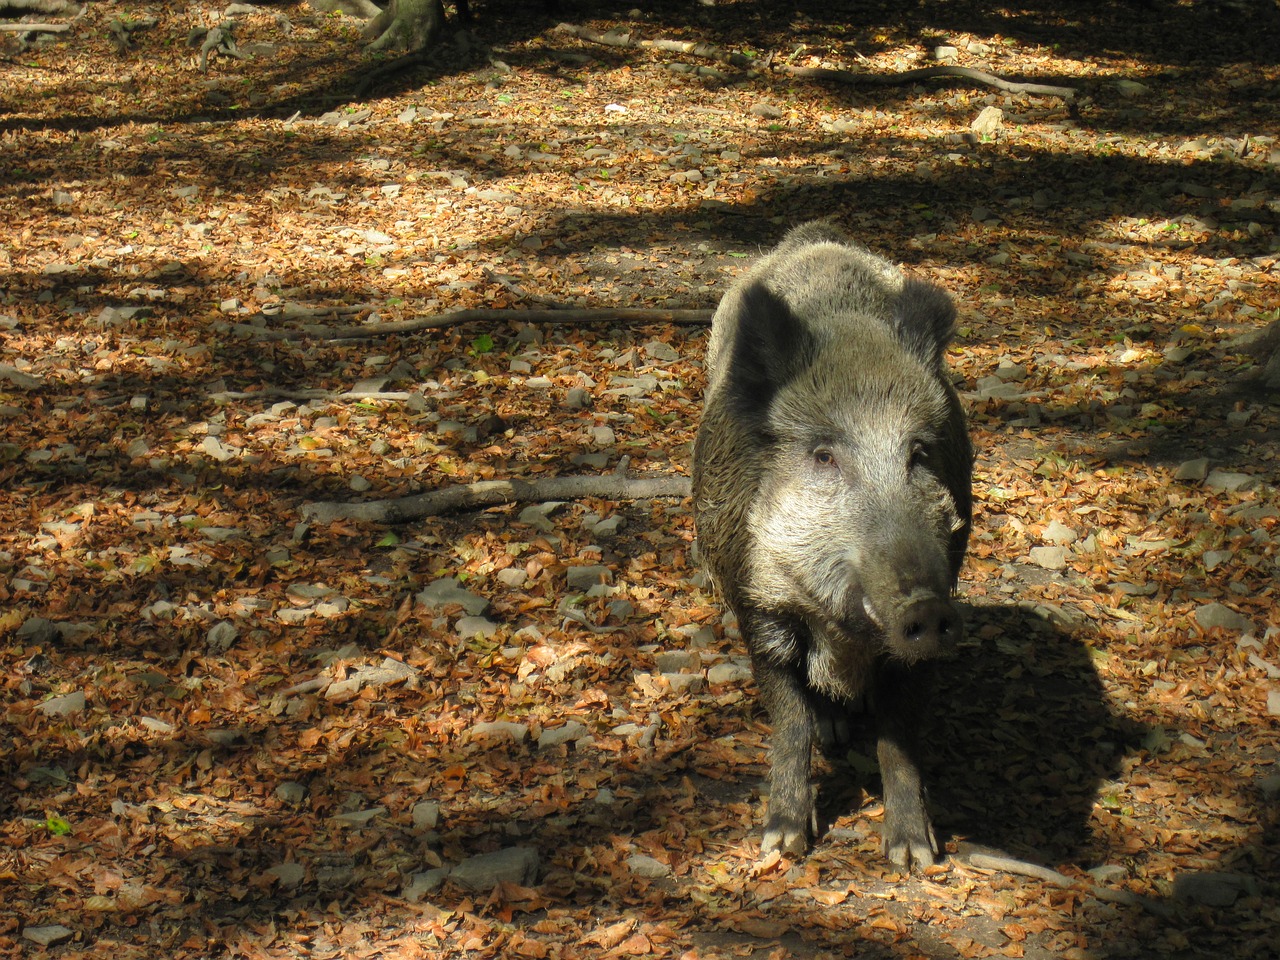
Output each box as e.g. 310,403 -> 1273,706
813,447 -> 838,470
908,441 -> 929,470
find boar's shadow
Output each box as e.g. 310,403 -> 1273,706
922,598 -> 1143,864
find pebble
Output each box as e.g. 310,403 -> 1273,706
266,862 -> 306,887
1172,871 -> 1258,906
471,721 -> 529,742
538,721 -> 589,749
626,854 -> 672,878
417,578 -> 490,616
566,565 -> 612,591
206,620 -> 238,652
450,847 -> 540,891
1195,602 -> 1251,632
1205,469 -> 1259,492
37,691 -> 86,716
456,615 -> 500,638
412,800 -> 440,830
1028,545 -> 1069,570
1174,458 -> 1212,481
1042,520 -> 1078,545
23,925 -> 75,947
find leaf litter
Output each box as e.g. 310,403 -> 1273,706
2,1 -> 1279,958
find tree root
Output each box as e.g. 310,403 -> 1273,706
952,843 -> 1173,918
555,22 -> 1076,101
776,63 -> 1076,101
236,306 -> 713,342
302,472 -> 691,524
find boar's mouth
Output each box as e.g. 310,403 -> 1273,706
859,590 -> 962,662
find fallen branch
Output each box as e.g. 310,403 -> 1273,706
953,843 -> 1172,918
0,21 -> 69,31
776,63 -> 1076,101
302,473 -> 691,524
238,306 -> 714,342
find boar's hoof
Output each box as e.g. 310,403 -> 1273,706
761,807 -> 816,858
882,814 -> 939,871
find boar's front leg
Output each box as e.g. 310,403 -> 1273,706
745,613 -> 817,857
875,661 -> 938,870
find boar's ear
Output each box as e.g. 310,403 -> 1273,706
725,280 -> 818,418
892,278 -> 957,369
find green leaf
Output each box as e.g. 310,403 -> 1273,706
45,816 -> 72,836
376,532 -> 401,548
470,334 -> 495,355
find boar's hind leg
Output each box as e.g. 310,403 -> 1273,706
875,662 -> 938,870
747,616 -> 817,857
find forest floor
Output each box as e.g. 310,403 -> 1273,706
2,1 -> 1278,958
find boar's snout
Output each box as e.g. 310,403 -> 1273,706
898,594 -> 961,657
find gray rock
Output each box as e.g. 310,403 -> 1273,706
1028,545 -> 1069,570
1202,550 -> 1232,571
993,359 -> 1027,382
566,565 -> 612,591
352,656 -> 417,688
591,515 -> 623,537
450,846 -> 539,891
933,45 -> 959,62
18,617 -> 58,644
471,721 -> 529,742
972,106 -> 1003,137
23,925 -> 75,947
626,854 -> 672,878
565,386 -> 592,409
538,721 -> 589,749
456,616 -> 500,638
276,781 -> 308,805
412,800 -> 440,830
404,867 -> 450,901
749,103 -> 783,119
417,578 -> 489,616
1268,689 -> 1280,717
518,501 -> 565,533
1172,871 -> 1258,906
497,567 -> 528,588
664,672 -> 705,694
643,339 -> 681,362
654,650 -> 700,673
331,807 -> 387,826
1042,520 -> 1078,545
708,661 -> 753,685
266,861 -> 306,887
1115,79 -> 1152,99
1205,470 -> 1260,492
1087,864 -> 1129,884
38,691 -> 86,716
206,620 -> 238,652
1195,602 -> 1251,632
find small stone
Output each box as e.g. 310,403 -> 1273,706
1202,550 -> 1232,571
18,617 -> 59,644
538,720 -> 589,749
626,854 -> 672,878
206,620 -> 238,652
349,475 -> 372,493
497,568 -> 528,588
412,800 -> 440,830
456,615 -> 500,638
972,106 -> 1004,138
664,672 -> 705,694
565,386 -> 592,409
1028,545 -> 1069,570
331,806 -> 387,825
276,781 -> 308,805
654,650 -> 700,673
1116,79 -> 1152,99
1205,469 -> 1259,492
417,578 -> 489,616
518,501 -> 564,533
933,45 -> 959,61
643,339 -> 680,362
1268,689 -> 1280,717
266,861 -> 306,887
993,360 -> 1027,382
1172,871 -> 1258,906
23,925 -> 75,947
1174,458 -> 1212,481
1195,602 -> 1251,632
471,721 -> 529,742
708,661 -> 753,685
749,102 -> 783,119
38,691 -> 86,716
566,564 -> 612,591
403,867 -> 450,901
1087,864 -> 1128,884
1042,520 -> 1078,545
451,846 -> 539,891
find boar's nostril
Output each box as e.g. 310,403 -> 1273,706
901,597 -> 956,646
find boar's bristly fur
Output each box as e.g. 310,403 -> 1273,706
692,222 -> 973,868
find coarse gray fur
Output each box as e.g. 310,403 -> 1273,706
692,221 -> 973,867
